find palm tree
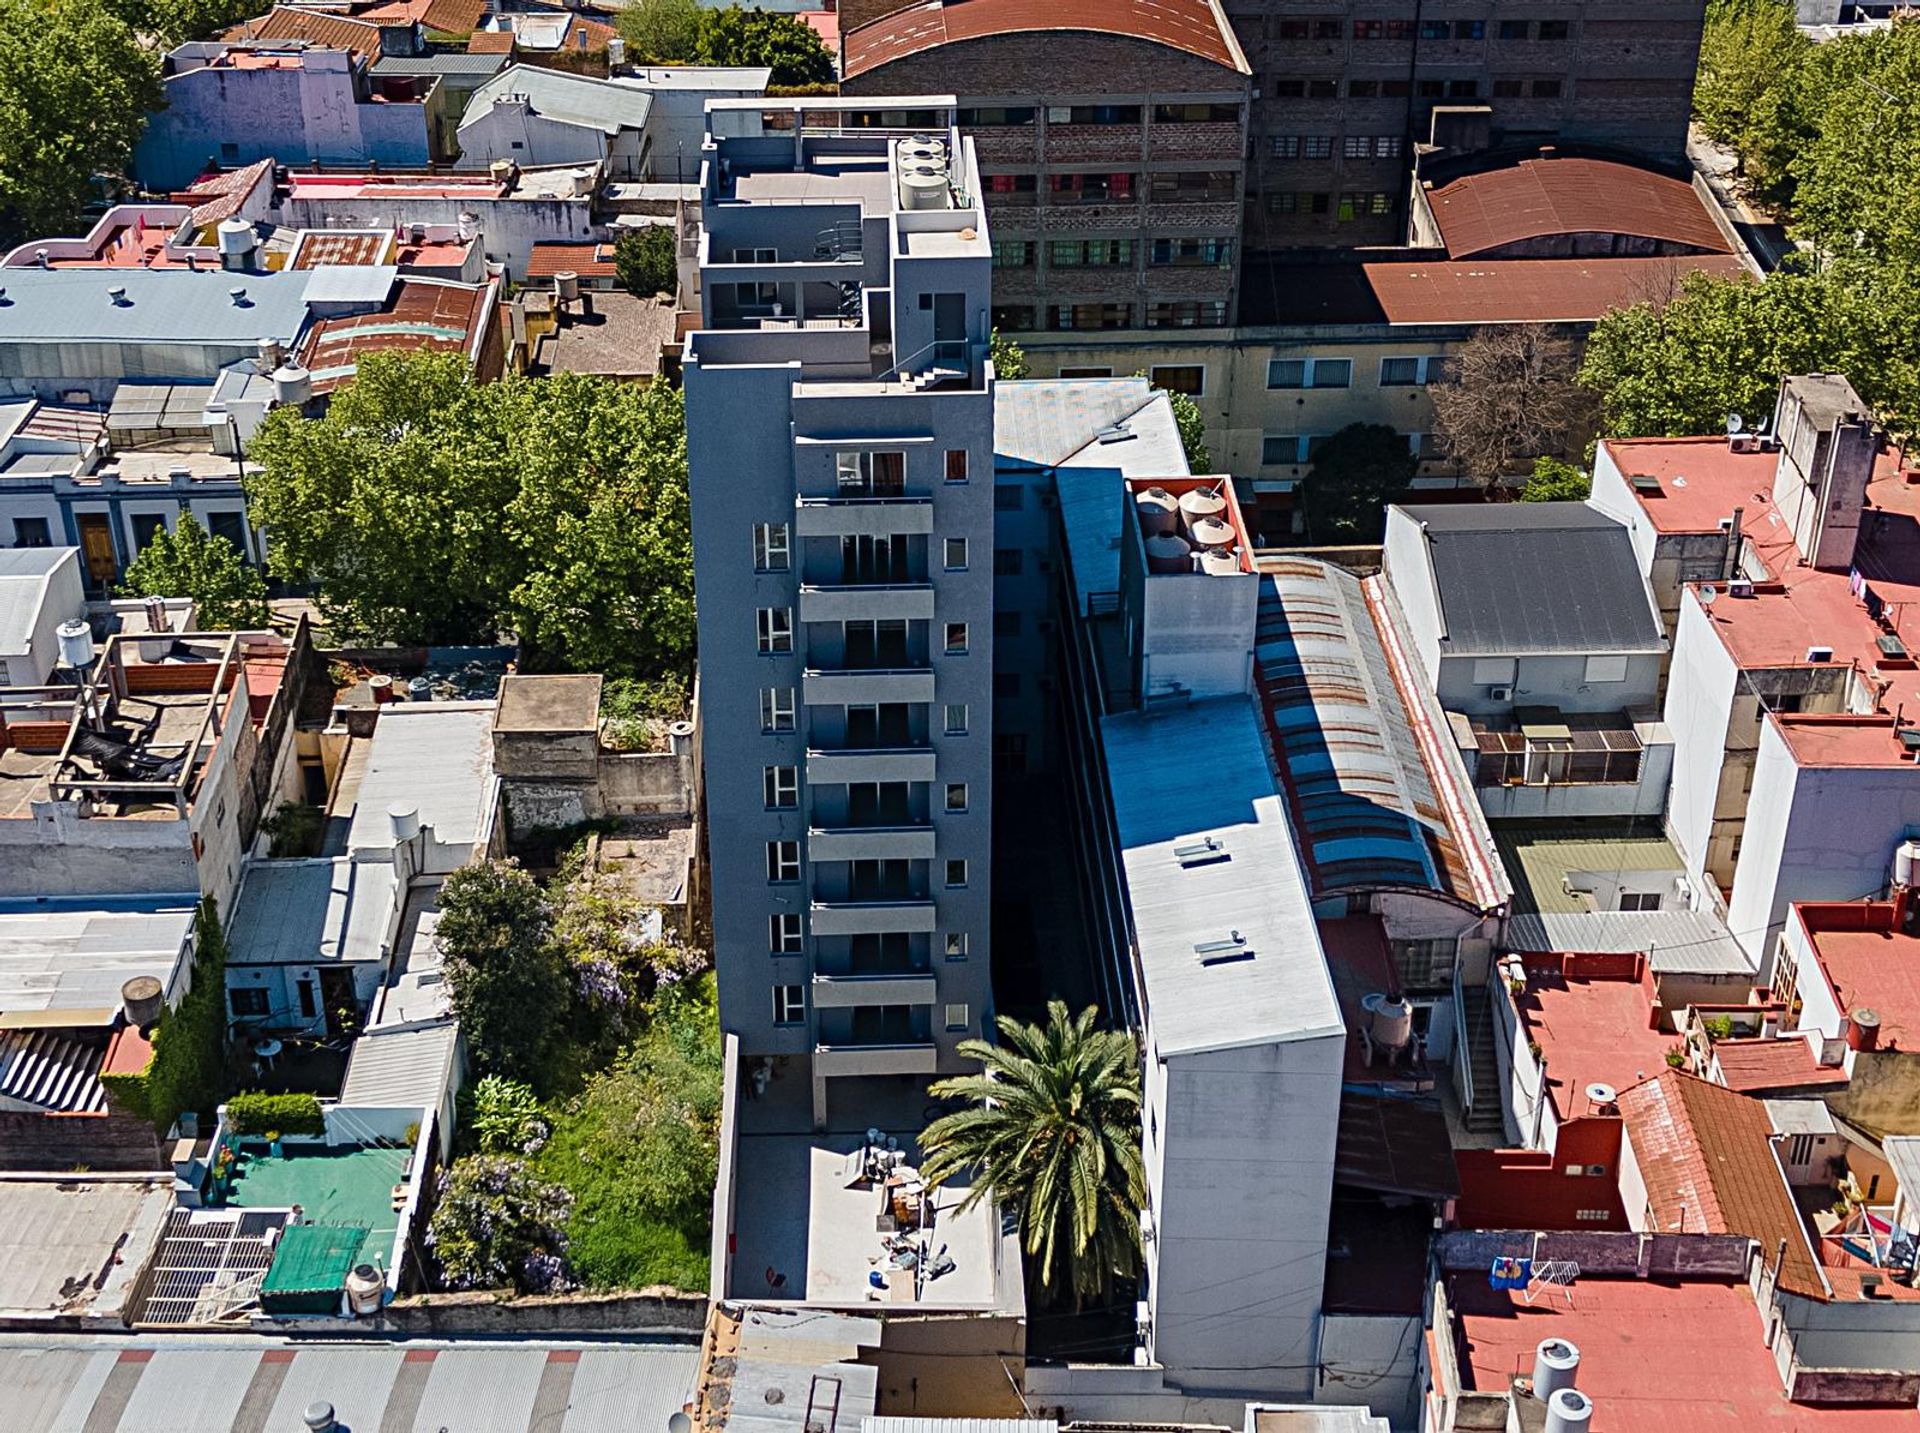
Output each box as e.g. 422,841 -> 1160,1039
919,1000 -> 1146,1305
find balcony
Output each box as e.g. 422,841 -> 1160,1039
803,668 -> 935,706
798,582 -> 935,623
809,899 -> 938,936
806,746 -> 937,784
795,495 -> 933,538
811,971 -> 939,1009
813,1041 -> 940,1078
808,823 -> 937,862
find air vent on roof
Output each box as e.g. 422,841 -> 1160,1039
1195,930 -> 1253,965
1878,634 -> 1909,659
1174,835 -> 1230,868
1806,646 -> 1834,663
1629,474 -> 1661,494
1095,423 -> 1136,445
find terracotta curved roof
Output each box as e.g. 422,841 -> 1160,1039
220,6 -> 383,59
1426,157 -> 1731,259
843,0 -> 1245,79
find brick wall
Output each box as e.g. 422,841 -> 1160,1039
0,1111 -> 165,1173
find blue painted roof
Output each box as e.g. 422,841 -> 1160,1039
0,268 -> 315,345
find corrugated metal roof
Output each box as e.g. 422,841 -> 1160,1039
226,857 -> 399,966
346,705 -> 496,858
0,904 -> 196,1015
1883,1136 -> 1920,1205
1495,823 -> 1688,916
0,267 -> 315,345
1426,156 -> 1732,259
843,0 -> 1245,78
1103,696 -> 1341,1056
1361,255 -> 1750,325
0,1026 -> 107,1111
372,51 -> 510,77
1504,909 -> 1753,975
463,64 -> 652,136
340,1020 -> 458,1108
1396,503 -> 1666,656
1257,559 -> 1503,909
0,546 -> 79,658
867,1422 -> 1056,1433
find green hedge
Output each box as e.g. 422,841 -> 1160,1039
226,1091 -> 325,1137
106,897 -> 232,1132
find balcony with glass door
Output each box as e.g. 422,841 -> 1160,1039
810,857 -> 935,935
803,617 -> 934,706
814,1003 -> 937,1077
798,531 -> 934,623
807,701 -> 935,784
808,779 -> 934,861
795,451 -> 933,538
812,932 -> 937,1009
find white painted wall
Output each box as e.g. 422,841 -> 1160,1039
1146,1031 -> 1343,1398
1381,507 -> 1444,686
3,547 -> 83,685
1662,588 -> 1741,896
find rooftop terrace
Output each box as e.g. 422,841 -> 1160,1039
223,1141 -> 408,1270
1511,952 -> 1676,1118
1799,900 -> 1920,1052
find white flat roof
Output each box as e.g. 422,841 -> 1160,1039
0,902 -> 197,1016
1101,696 -> 1341,1057
340,1020 -> 458,1110
225,857 -> 398,966
0,1178 -> 174,1320
347,705 -> 495,858
0,546 -> 80,659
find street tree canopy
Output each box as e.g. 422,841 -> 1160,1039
1430,327 -> 1597,481
1301,424 -> 1417,545
0,0 -> 159,248
615,1 -> 834,87
245,351 -> 693,677
120,516 -> 272,631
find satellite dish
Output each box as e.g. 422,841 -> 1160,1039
1585,1082 -> 1618,1106
669,1413 -> 694,1433
1727,413 -> 1745,435
1700,583 -> 1719,607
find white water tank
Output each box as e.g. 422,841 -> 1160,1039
607,35 -> 625,67
1895,838 -> 1920,888
217,218 -> 256,270
1189,516 -> 1236,551
1178,487 -> 1226,532
1362,993 -> 1413,1050
1135,486 -> 1179,536
554,270 -> 580,304
273,364 -> 313,407
344,1263 -> 384,1316
1144,534 -> 1192,574
121,976 -> 165,1028
1533,1338 -> 1580,1400
901,170 -> 948,210
57,618 -> 94,669
1544,1388 -> 1593,1433
257,336 -> 284,370
1197,547 -> 1241,576
389,804 -> 421,843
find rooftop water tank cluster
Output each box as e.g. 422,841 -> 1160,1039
1136,484 -> 1240,575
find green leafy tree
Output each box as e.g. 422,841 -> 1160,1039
1790,22 -> 1920,273
696,6 -> 834,87
1167,390 -> 1211,471
246,352 -> 695,678
436,861 -> 570,1087
1301,423 -> 1417,544
1522,456 -> 1592,502
613,224 -> 676,297
919,1001 -> 1145,1306
1693,0 -> 1821,208
120,515 -> 272,630
988,328 -> 1029,380
427,1155 -> 572,1292
140,0 -> 263,42
470,1076 -> 550,1156
0,0 -> 161,247
615,0 -> 701,62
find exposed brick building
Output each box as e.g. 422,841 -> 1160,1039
839,0 -> 1253,334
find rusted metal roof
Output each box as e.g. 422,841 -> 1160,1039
1426,156 -> 1733,259
299,277 -> 493,393
842,0 -> 1245,79
1362,254 -> 1748,325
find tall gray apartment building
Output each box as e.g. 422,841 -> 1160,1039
683,100 -> 997,1130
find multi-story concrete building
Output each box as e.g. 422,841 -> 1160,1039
683,98 -> 997,1130
837,0 -> 1253,333
1232,0 -> 1709,248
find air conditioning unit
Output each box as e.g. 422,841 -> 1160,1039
1729,434 -> 1762,454
1489,684 -> 1514,702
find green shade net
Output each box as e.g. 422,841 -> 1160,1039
260,1223 -> 371,1314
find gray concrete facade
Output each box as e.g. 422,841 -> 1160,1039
684,100 -> 997,1128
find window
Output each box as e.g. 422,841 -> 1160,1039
1270,79 -> 1307,98
1620,891 -> 1663,913
994,485 -> 1024,511
230,986 -> 269,1017
994,731 -> 1029,775
770,913 -> 802,953
1154,102 -> 1238,123
984,173 -> 1037,206
1499,19 -> 1529,39
1303,134 -> 1334,159
1354,18 -> 1384,39
1455,19 -> 1485,38
1337,192 -> 1392,220
1532,78 -> 1563,98
1053,104 -> 1141,125
945,1003 -> 970,1032
1048,172 -> 1134,205
296,978 -> 318,1020
1048,303 -> 1133,330
130,513 -> 168,553
1272,134 -> 1300,158
761,686 -> 795,732
1420,19 -> 1450,38
1150,364 -> 1205,396
1151,238 -> 1230,267
1310,358 -> 1351,387
1449,79 -> 1480,97
1268,359 -> 1306,388
1271,357 -> 1350,388
1343,134 -> 1403,160
945,932 -> 969,960
945,449 -> 969,483
943,537 -> 968,571
1539,19 -> 1570,39
1492,78 -> 1524,98
945,703 -> 969,734
835,450 -> 906,497
944,622 -> 969,654
958,105 -> 1035,126
1308,78 -> 1338,97
946,782 -> 968,812
1380,357 -> 1420,386
766,840 -> 800,882
993,548 -> 1024,576
757,607 -> 792,654
1348,79 -> 1379,98
753,522 -> 790,572
992,304 -> 1036,331
11,517 -> 51,548
774,985 -> 806,1025
1148,171 -> 1237,203
1417,79 -> 1446,97
945,859 -> 968,888
1059,366 -> 1112,378
1262,433 -> 1311,465
206,511 -> 249,556
1146,300 -> 1226,328
992,239 -> 1035,268
1049,239 -> 1135,267
764,765 -> 797,808
1585,654 -> 1630,683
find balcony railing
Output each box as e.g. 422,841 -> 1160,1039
811,970 -> 939,1008
802,667 -> 935,705
798,582 -> 935,623
814,1041 -> 939,1077
794,495 -> 933,538
808,822 -> 937,861
809,898 -> 938,935
806,745 -> 936,783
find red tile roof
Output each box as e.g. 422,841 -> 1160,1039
1425,156 -> 1733,259
1711,1035 -> 1850,1094
467,28 -> 514,52
1361,254 -> 1748,325
178,159 -> 275,230
359,0 -> 485,33
843,0 -> 1246,79
525,242 -> 617,279
221,6 -> 383,60
1618,1070 -> 1826,1297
